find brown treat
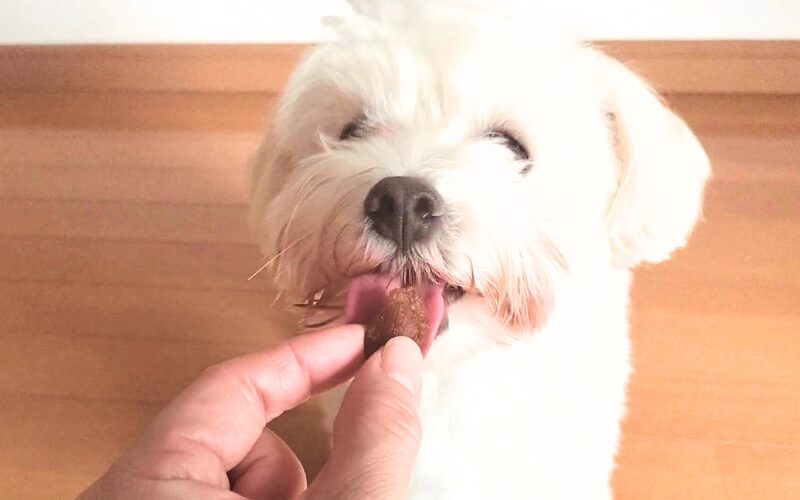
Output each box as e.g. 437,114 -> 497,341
364,287 -> 428,358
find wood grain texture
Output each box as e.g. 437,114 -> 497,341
0,128 -> 259,169
599,41 -> 800,94
0,200 -> 252,243
1,42 -> 799,95
2,90 -> 797,136
0,87 -> 798,499
0,44 -> 308,93
0,164 -> 248,204
0,90 -> 275,131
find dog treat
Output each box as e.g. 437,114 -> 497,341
364,287 -> 428,357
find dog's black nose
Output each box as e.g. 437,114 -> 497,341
364,176 -> 444,251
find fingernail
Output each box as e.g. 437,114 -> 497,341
380,336 -> 422,397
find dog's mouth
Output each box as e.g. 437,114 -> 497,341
344,274 -> 465,356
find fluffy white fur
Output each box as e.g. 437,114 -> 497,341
249,1 -> 710,498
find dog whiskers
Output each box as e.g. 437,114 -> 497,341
302,313 -> 343,329
270,290 -> 284,307
248,233 -> 312,281
469,255 -> 477,289
293,286 -> 346,329
274,173 -> 327,274
332,222 -> 357,278
542,235 -> 569,273
293,303 -> 344,310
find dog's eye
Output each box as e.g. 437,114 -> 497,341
339,119 -> 365,141
485,129 -> 530,162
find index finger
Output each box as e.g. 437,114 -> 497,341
138,324 -> 365,472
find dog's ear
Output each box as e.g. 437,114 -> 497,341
594,51 -> 711,268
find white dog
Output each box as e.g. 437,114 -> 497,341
249,1 -> 710,498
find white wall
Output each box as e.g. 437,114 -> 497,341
1,0 -> 798,44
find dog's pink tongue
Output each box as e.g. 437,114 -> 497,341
345,274 -> 445,357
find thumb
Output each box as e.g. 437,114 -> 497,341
304,336 -> 423,500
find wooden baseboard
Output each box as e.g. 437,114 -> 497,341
1,41 -> 798,95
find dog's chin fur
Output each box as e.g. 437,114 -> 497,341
249,1 -> 710,497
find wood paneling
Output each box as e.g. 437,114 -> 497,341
1,42 -> 799,95
0,75 -> 798,497
2,90 -> 797,136
0,282 -> 293,343
0,44 -> 307,93
0,200 -> 252,243
0,236 -> 266,291
0,128 -> 259,170
600,41 -> 800,94
0,90 -> 275,131
0,164 -> 249,204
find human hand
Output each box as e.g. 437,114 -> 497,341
78,325 -> 423,499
